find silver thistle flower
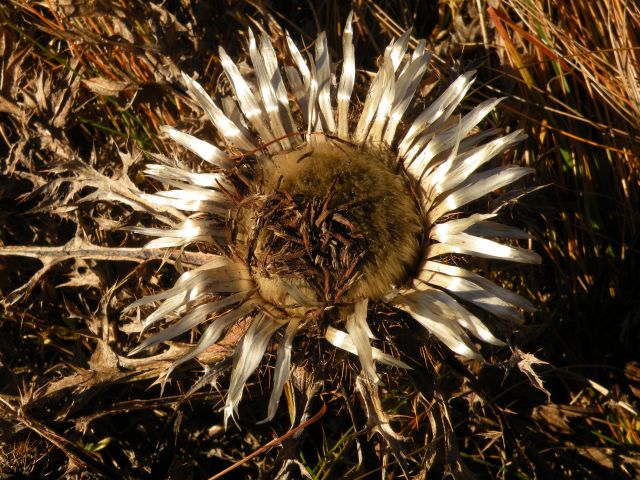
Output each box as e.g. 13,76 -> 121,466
126,13 -> 541,428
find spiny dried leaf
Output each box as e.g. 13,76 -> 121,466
40,0 -> 125,17
82,77 -> 139,96
355,373 -> 409,473
512,347 -> 551,401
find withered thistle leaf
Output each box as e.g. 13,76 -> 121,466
513,347 -> 551,401
0,95 -> 23,119
42,0 -> 124,18
82,77 -> 138,96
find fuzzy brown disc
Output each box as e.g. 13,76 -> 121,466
236,141 -> 423,316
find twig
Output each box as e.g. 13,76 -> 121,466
208,402 -> 327,480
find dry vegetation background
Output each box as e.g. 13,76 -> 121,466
0,0 -> 639,478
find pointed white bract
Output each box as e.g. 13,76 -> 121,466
337,11 -> 355,139
325,326 -> 412,370
284,33 -> 311,120
219,43 -> 276,151
127,12 -> 539,426
384,52 -> 430,145
394,290 -> 481,359
224,313 -> 285,427
314,32 -> 336,134
129,291 -> 248,356
345,299 -> 379,384
160,126 -> 232,168
427,166 -> 536,225
247,30 -> 292,150
261,317 -> 301,423
399,70 -> 476,160
354,49 -> 391,144
162,301 -> 257,392
181,73 -> 255,151
140,191 -> 228,216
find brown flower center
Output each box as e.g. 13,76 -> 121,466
237,141 -> 422,317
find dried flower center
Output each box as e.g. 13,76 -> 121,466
237,141 -> 422,316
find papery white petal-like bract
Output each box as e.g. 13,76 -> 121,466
224,313 -> 285,427
345,299 -> 379,384
261,317 -> 301,423
337,11 -> 355,138
163,301 -> 257,390
325,326 -> 412,370
161,126 -> 232,169
129,291 -> 249,356
394,291 -> 481,359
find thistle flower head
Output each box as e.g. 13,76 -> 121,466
127,13 -> 541,428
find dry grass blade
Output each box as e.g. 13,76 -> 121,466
208,402 -> 326,480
